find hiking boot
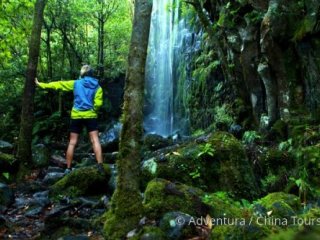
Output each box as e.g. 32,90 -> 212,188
64,168 -> 72,174
96,163 -> 105,175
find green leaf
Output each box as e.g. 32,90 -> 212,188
2,172 -> 9,179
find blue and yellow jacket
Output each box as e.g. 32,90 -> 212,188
38,76 -> 103,119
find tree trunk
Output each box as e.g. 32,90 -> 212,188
44,20 -> 53,80
17,0 -> 47,168
104,0 -> 152,239
97,17 -> 105,80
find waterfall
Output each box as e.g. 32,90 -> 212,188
144,0 -> 199,137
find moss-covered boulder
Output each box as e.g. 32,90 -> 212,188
142,132 -> 258,199
255,192 -> 301,219
208,132 -> 259,198
50,164 -> 111,197
202,192 -> 248,219
143,178 -> 209,219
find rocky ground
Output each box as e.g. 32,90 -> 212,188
1,121 -> 320,239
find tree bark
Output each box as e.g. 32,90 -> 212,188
97,16 -> 105,79
17,0 -> 47,168
104,0 -> 152,239
43,19 -> 53,80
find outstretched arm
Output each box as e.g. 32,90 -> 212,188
35,78 -> 75,91
94,87 -> 103,111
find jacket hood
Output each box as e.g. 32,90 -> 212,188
81,76 -> 99,89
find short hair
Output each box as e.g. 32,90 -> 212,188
80,65 -> 93,77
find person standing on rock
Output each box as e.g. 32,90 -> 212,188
35,65 -> 104,174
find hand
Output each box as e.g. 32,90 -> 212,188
35,78 -> 40,86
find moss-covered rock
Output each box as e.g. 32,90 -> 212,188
208,132 -> 259,198
143,178 -> 209,219
50,164 -> 111,197
142,132 -> 259,199
202,192 -> 248,219
255,192 -> 301,219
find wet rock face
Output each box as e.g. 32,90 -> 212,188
192,0 -> 320,129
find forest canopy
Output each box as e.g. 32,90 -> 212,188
0,0 -> 132,141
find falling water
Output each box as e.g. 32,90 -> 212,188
144,0 -> 199,137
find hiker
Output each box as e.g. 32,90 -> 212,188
35,65 -> 104,174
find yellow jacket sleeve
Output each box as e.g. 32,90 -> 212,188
38,80 -> 75,91
94,87 -> 103,111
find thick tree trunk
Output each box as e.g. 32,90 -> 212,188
104,0 -> 152,239
17,0 -> 46,167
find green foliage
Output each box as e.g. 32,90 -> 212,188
261,174 -> 278,191
242,131 -> 261,144
214,104 -> 234,126
32,111 -> 68,144
2,172 -> 10,180
278,138 -> 293,151
197,143 -> 215,158
193,49 -> 220,90
191,129 -> 205,137
244,10 -> 263,25
0,78 -> 23,141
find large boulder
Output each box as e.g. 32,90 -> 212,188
142,132 -> 259,199
254,192 -> 301,220
143,178 -> 210,219
50,165 -> 111,197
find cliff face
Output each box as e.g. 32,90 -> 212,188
189,0 -> 320,130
